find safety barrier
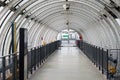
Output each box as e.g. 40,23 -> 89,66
0,41 -> 60,80
77,40 -> 120,80
0,53 -> 19,80
27,41 -> 60,75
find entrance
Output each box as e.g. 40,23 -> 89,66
57,29 -> 79,47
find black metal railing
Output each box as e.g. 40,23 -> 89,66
0,40 -> 60,80
76,40 -> 120,80
0,53 -> 19,80
27,41 -> 60,76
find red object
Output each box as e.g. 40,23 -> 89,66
79,35 -> 83,40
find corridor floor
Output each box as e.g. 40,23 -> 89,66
29,47 -> 106,80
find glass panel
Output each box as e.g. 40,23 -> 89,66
0,0 -> 13,4
0,6 -> 4,13
1,11 -> 14,29
19,18 -> 27,28
0,0 -> 5,2
0,10 -> 11,27
115,18 -> 120,26
5,0 -> 12,4
14,0 -> 29,9
19,0 -> 29,6
15,15 -> 22,22
26,0 -> 44,11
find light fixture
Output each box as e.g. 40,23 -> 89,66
63,3 -> 70,11
63,0 -> 70,11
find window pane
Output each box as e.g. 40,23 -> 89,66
19,0 -> 29,6
26,0 -> 44,11
0,6 -> 4,13
0,10 -> 11,26
116,18 -> 120,26
1,11 -> 14,29
15,15 -> 22,22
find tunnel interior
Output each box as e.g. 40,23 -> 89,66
0,0 -> 120,57
0,0 -> 120,80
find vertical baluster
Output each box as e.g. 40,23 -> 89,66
102,48 -> 104,74
2,57 -> 6,80
106,49 -> 109,79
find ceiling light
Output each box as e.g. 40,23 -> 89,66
63,3 -> 70,11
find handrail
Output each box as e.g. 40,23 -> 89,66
0,40 -> 61,80
76,40 -> 120,79
109,49 -> 120,50
0,52 -> 19,58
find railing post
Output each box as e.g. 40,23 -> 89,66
30,49 -> 33,74
34,47 -> 36,70
99,47 -> 100,70
102,48 -> 104,74
12,54 -> 17,80
2,57 -> 6,80
106,49 -> 109,79
95,46 -> 97,65
94,46 -> 96,65
37,47 -> 39,68
45,45 -> 47,60
38,47 -> 40,67
41,46 -> 43,63
40,46 -> 41,65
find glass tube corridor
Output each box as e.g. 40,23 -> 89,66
29,46 -> 106,80
1,0 -> 120,80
